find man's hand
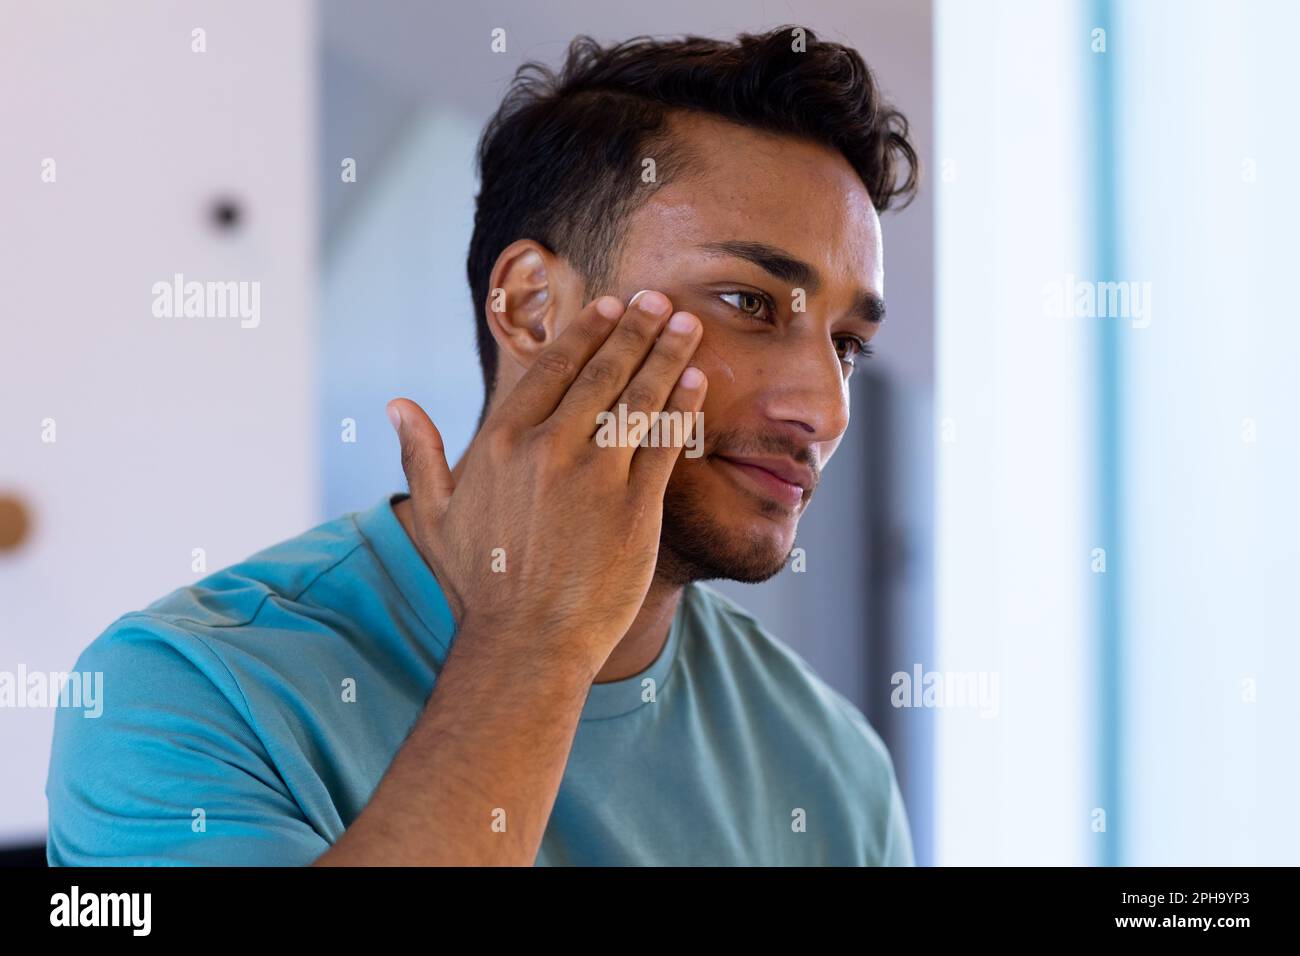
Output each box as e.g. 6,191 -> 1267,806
386,290 -> 706,677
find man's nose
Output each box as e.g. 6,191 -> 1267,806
757,336 -> 850,445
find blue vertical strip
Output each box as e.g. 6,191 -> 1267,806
1088,0 -> 1122,868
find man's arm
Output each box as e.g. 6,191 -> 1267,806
312,618 -> 593,866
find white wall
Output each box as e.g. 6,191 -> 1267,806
0,0 -> 317,844
934,0 -> 1092,864
1114,0 -> 1300,866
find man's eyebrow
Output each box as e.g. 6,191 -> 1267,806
852,289 -> 887,325
698,239 -> 885,323
698,240 -> 822,293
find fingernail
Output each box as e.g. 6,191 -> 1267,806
668,311 -> 697,334
629,289 -> 670,317
387,403 -> 402,432
680,367 -> 704,388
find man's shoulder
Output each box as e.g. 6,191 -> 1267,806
682,582 -> 896,776
141,509 -> 372,631
43,511 -> 380,867
69,507 -> 383,701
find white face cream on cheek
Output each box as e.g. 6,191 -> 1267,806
697,338 -> 735,383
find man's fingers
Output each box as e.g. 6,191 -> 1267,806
552,290 -> 675,432
496,295 -> 626,430
388,398 -> 456,521
628,366 -> 708,491
605,309 -> 702,466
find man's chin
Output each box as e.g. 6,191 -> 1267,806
658,495 -> 795,585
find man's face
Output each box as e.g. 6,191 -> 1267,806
608,112 -> 886,584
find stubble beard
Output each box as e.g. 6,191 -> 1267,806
654,457 -> 797,587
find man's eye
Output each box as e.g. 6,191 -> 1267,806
720,291 -> 773,321
835,336 -> 874,367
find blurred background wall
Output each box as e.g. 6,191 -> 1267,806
933,0 -> 1299,866
0,0 -> 318,855
4,0 -> 1297,867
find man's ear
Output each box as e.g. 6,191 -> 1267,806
484,239 -> 582,370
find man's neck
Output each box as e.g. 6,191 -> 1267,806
593,574 -> 683,683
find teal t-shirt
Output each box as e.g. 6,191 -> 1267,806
45,495 -> 914,866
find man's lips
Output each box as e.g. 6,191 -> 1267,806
714,455 -> 811,508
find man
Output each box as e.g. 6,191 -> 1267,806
46,25 -> 919,866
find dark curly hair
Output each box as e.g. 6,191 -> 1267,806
467,25 -> 919,405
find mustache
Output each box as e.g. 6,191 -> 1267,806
704,430 -> 820,488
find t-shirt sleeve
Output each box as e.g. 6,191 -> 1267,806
880,770 -> 917,866
45,620 -> 331,866
816,675 -> 917,867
